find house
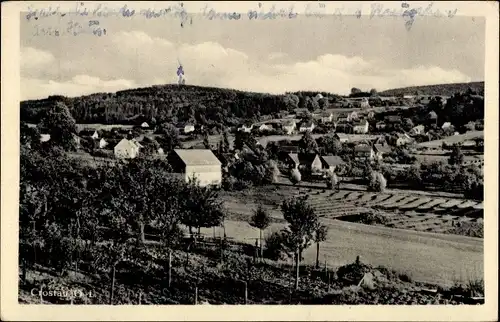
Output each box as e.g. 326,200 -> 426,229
114,138 -> 140,159
396,133 -> 413,146
299,121 -> 315,133
360,97 -> 370,109
403,95 -> 415,99
373,143 -> 391,160
287,153 -> 322,173
353,119 -> 369,134
320,155 -> 345,173
79,130 -> 99,139
99,138 -> 108,149
334,133 -> 349,143
40,134 -> 51,142
441,122 -> 452,130
157,147 -> 165,155
354,144 -> 375,161
320,112 -> 334,123
141,122 -> 150,128
168,149 -> 222,187
294,108 -> 310,118
259,123 -> 274,132
282,120 -> 296,135
427,111 -> 438,125
315,93 -> 324,101
384,115 -> 402,124
238,123 -> 254,133
375,121 -> 386,130
184,124 -> 195,134
410,125 -> 425,136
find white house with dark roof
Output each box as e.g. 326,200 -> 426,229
320,155 -> 345,173
169,149 -> 222,187
184,124 -> 195,134
353,119 -> 369,134
299,121 -> 316,133
282,120 -> 297,135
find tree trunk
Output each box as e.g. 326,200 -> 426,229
110,265 -> 116,305
259,229 -> 263,259
294,248 -> 300,290
138,220 -> 146,245
315,242 -> 320,268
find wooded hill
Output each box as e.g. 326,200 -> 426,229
20,85 -> 292,128
379,82 -> 484,97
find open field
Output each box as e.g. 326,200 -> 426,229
417,131 -> 483,148
76,123 -> 136,131
198,218 -> 482,287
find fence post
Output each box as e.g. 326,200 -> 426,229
327,271 -> 331,292
110,265 -> 116,305
244,281 -> 248,304
168,250 -> 172,288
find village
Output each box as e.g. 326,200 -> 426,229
20,83 -> 485,305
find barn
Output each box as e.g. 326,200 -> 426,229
169,149 -> 222,187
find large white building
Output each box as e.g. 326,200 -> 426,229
170,149 -> 222,187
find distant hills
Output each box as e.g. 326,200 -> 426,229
20,81 -> 485,127
379,82 -> 484,97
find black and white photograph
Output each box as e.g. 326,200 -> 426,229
1,0 -> 499,320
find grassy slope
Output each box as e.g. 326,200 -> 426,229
379,82 -> 484,97
200,218 -> 483,287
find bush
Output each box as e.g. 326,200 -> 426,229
326,173 -> 339,189
263,230 -> 288,261
368,172 -> 387,192
289,168 -> 301,184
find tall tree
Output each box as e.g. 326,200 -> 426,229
281,197 -> 320,289
448,145 -> 465,165
298,131 -> 318,153
314,225 -> 328,268
248,205 -> 271,258
39,102 -> 77,151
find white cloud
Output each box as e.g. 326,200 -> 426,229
21,32 -> 473,99
21,47 -> 55,70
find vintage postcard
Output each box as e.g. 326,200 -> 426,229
1,1 -> 498,321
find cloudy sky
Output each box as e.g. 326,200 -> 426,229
20,10 -> 485,100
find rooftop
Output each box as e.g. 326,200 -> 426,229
173,149 -> 222,166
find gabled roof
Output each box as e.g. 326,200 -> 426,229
321,111 -> 333,117
353,119 -> 368,126
115,138 -> 139,150
320,155 -> 345,166
384,115 -> 402,123
282,120 -> 296,127
289,153 -> 318,165
427,111 -> 438,119
300,121 -> 315,128
173,149 -> 221,166
335,133 -> 349,139
374,143 -> 391,154
354,144 -> 373,153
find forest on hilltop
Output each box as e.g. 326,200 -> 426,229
21,85 -> 298,129
379,82 -> 484,97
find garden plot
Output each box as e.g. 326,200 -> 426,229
343,191 -> 365,201
438,199 -> 466,209
363,194 -> 393,206
379,196 -> 421,210
353,192 -> 377,204
376,194 -> 408,207
456,200 -> 479,209
417,198 -> 448,211
399,197 -> 433,210
331,191 -> 352,199
473,202 -> 484,209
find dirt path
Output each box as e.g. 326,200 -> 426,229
201,218 -> 483,287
